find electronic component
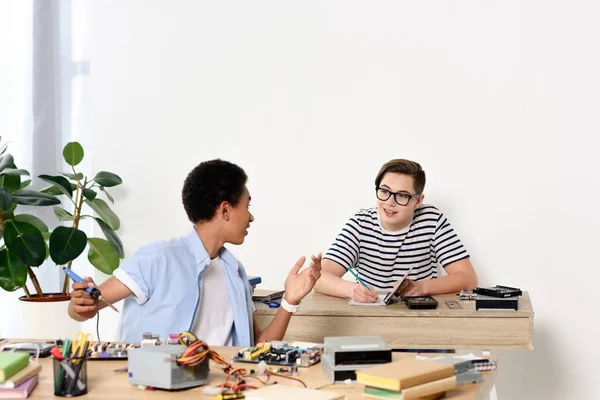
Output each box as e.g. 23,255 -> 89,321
404,295 -> 438,309
321,355 -> 376,382
324,336 -> 391,366
89,342 -> 139,360
456,369 -> 483,385
445,299 -> 463,309
458,290 -> 477,300
1,342 -> 55,358
252,290 -> 285,301
475,295 -> 519,310
128,345 -> 209,390
429,357 -> 474,374
474,285 -> 522,298
167,334 -> 180,345
141,333 -> 161,347
232,341 -> 321,367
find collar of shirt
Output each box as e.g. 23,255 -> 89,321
186,227 -> 240,275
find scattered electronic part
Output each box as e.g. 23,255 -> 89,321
458,289 -> 477,300
445,299 -> 463,309
89,342 -> 140,359
232,341 -> 321,367
141,332 -> 161,347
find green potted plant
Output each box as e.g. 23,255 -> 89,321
42,141 -> 125,295
0,138 -> 62,295
0,140 -> 124,298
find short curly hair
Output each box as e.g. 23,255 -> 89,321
182,159 -> 248,223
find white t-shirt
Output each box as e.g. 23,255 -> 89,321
193,256 -> 234,345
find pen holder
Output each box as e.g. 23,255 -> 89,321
53,355 -> 88,397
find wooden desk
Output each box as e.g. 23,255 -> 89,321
254,292 -> 534,350
27,347 -> 496,400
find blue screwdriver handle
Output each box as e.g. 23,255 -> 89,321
62,267 -> 101,298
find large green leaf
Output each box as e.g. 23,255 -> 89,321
14,214 -> 49,233
62,172 -> 84,181
0,154 -> 14,172
4,220 -> 46,266
84,198 -> 120,230
49,226 -> 87,265
38,175 -> 73,198
20,179 -> 31,189
0,187 -> 12,211
99,186 -> 114,204
53,206 -> 74,222
41,183 -> 77,196
82,188 -> 97,201
0,249 -> 27,291
94,218 -> 124,258
93,171 -> 122,187
0,168 -> 30,176
0,171 -> 21,193
11,190 -> 61,206
87,238 -> 119,274
63,142 -> 84,166
0,141 -> 9,157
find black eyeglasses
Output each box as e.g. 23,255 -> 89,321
376,187 -> 420,206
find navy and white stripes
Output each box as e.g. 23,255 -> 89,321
324,205 -> 469,290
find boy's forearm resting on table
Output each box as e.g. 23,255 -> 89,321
313,270 -> 356,298
421,270 -> 478,296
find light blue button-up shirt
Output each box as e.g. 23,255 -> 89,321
112,228 -> 254,345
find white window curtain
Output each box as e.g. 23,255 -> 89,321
0,0 -> 91,337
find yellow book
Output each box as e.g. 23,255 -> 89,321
363,376 -> 456,399
356,358 -> 454,391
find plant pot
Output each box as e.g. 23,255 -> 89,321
18,293 -> 83,339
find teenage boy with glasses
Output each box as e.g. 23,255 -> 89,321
314,159 -> 477,303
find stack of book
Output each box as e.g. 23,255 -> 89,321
0,352 -> 40,399
356,358 -> 459,400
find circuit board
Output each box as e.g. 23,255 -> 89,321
232,341 -> 321,367
88,342 -> 141,360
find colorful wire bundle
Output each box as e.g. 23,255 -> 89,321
175,331 -> 307,394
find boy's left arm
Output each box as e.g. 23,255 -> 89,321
402,258 -> 478,296
253,253 -> 321,343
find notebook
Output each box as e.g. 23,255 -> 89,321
0,353 -> 30,382
244,385 -> 345,400
0,363 -> 41,388
0,375 -> 38,399
356,358 -> 454,391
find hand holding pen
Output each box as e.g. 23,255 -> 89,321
346,266 -> 379,303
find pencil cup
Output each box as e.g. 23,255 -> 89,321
53,355 -> 88,397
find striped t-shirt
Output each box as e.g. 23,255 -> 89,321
323,205 -> 469,290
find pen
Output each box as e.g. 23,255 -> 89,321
62,267 -> 119,313
345,266 -> 369,289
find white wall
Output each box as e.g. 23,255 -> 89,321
86,1 -> 600,399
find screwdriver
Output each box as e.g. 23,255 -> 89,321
62,267 -> 119,313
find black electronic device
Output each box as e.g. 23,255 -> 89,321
475,295 -> 518,310
252,290 -> 285,302
473,285 -> 522,298
1,342 -> 55,358
404,295 -> 438,309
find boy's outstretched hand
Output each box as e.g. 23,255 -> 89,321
283,252 -> 322,305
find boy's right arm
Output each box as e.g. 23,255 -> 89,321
68,276 -> 133,321
314,259 -> 379,302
